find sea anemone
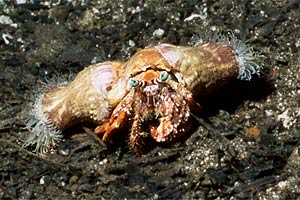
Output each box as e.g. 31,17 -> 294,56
23,78 -> 69,154
191,32 -> 264,81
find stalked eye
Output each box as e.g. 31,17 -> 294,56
128,78 -> 139,87
160,71 -> 169,81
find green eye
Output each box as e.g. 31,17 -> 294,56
160,71 -> 169,81
129,78 -> 139,87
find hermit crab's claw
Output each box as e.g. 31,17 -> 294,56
94,110 -> 127,143
150,117 -> 174,142
151,116 -> 193,142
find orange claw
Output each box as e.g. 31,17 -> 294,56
94,110 -> 127,143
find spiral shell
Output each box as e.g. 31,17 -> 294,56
24,61 -> 127,154
155,42 -> 239,97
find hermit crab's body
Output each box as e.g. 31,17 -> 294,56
24,38 -> 262,155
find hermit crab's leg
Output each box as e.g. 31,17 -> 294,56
129,113 -> 147,155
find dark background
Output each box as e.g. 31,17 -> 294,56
1,0 -> 300,199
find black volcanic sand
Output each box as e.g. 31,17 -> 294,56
1,0 -> 300,199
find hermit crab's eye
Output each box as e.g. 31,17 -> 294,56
129,78 -> 139,87
160,71 -> 169,81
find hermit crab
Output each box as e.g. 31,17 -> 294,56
23,35 -> 262,155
